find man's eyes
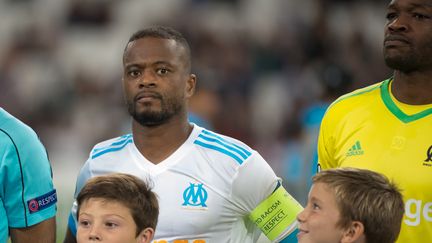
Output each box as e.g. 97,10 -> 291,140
385,11 -> 431,21
413,13 -> 430,19
386,12 -> 397,20
156,68 -> 170,75
126,68 -> 170,77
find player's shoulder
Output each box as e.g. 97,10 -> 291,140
192,125 -> 255,166
89,134 -> 133,160
0,109 -> 41,148
326,80 -> 385,112
0,109 -> 35,138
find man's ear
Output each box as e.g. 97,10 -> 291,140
341,221 -> 366,243
137,227 -> 155,243
185,74 -> 196,98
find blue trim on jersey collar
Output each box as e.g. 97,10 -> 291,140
194,140 -> 244,164
91,138 -> 133,159
201,130 -> 252,156
198,134 -> 249,159
194,129 -> 252,164
92,134 -> 132,153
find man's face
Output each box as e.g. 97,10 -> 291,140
383,0 -> 432,72
296,183 -> 345,243
77,198 -> 147,243
122,37 -> 195,126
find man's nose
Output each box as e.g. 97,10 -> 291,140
138,70 -> 157,88
387,15 -> 409,33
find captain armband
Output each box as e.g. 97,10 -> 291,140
249,186 -> 303,242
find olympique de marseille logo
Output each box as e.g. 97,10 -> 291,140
182,183 -> 208,208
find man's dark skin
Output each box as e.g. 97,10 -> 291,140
384,0 -> 432,105
64,33 -> 196,243
11,217 -> 56,243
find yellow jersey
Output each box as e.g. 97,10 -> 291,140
318,78 -> 432,243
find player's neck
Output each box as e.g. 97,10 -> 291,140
131,117 -> 193,164
391,70 -> 432,105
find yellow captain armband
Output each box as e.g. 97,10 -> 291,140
249,186 -> 303,242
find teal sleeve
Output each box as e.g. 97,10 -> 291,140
0,119 -> 56,229
0,197 -> 8,242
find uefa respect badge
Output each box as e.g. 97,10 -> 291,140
249,186 -> 303,242
27,189 -> 57,214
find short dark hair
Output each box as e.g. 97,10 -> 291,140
77,173 -> 159,236
124,26 -> 191,71
314,168 -> 404,243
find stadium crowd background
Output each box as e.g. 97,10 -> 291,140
0,0 -> 391,240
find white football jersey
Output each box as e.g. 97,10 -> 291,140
68,124 -> 281,243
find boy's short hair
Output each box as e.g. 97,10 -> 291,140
313,168 -> 404,243
77,173 -> 159,236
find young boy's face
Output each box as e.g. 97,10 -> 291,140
296,182 -> 345,243
77,198 -> 149,243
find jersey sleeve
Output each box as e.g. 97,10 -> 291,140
231,152 -> 302,242
0,125 -> 56,228
317,106 -> 337,170
67,159 -> 93,236
230,152 -> 279,213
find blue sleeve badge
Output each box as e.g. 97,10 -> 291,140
27,189 -> 57,214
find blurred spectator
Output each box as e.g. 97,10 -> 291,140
66,0 -> 113,27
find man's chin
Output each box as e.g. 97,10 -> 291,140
138,121 -> 165,127
384,57 -> 417,73
134,117 -> 165,127
131,112 -> 171,127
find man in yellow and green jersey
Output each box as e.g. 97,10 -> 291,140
317,0 -> 432,242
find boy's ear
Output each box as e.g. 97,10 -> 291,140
341,221 -> 366,243
137,227 -> 155,243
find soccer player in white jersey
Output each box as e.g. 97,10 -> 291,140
64,26 -> 303,243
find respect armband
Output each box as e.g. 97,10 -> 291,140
249,186 -> 303,242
